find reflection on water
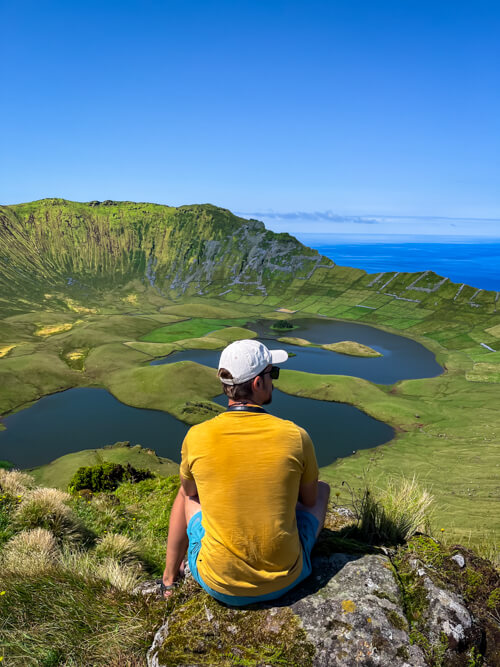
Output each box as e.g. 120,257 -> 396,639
0,385 -> 393,470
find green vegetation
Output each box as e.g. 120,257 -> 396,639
394,535 -> 500,664
277,336 -> 312,346
141,317 -> 249,343
155,583 -> 315,666
321,340 -> 382,357
271,319 -> 295,331
68,462 -> 153,493
277,367 -> 500,552
277,336 -> 382,357
346,475 -> 434,545
0,468 -> 177,665
2,463 -> 496,665
105,360 -> 223,424
29,443 -> 179,490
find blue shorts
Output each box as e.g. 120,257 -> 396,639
186,510 -> 319,606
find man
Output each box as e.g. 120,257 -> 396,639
162,339 -> 330,605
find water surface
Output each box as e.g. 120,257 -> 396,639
0,386 -> 393,469
153,318 -> 442,385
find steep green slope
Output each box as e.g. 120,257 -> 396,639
0,199 -> 327,315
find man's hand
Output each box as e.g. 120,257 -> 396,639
299,478 -> 318,507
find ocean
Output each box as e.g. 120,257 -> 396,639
296,235 -> 500,292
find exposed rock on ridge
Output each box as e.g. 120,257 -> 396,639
145,535 -> 499,666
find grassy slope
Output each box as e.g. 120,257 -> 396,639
30,444 -> 179,490
277,365 -> 500,545
105,361 -> 223,424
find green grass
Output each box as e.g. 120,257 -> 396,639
321,341 -> 382,357
105,360 -> 223,424
0,469 -> 182,665
1,197 -> 500,555
140,317 -> 249,343
277,337 -> 382,357
30,444 -> 179,490
0,571 -> 167,666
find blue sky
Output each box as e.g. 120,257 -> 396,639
1,0 -> 499,236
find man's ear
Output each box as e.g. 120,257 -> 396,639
252,375 -> 262,392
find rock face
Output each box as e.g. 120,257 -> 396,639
287,553 -> 425,666
145,535 -> 498,666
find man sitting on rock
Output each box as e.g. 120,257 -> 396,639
162,339 -> 330,605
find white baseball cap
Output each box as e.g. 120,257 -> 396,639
218,339 -> 288,385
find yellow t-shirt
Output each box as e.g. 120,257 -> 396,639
179,410 -> 319,597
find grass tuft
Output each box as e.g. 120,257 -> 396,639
14,487 -> 85,542
0,468 -> 36,496
2,527 -> 61,575
349,475 -> 434,545
94,532 -> 141,563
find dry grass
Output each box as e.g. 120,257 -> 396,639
2,528 -> 60,575
353,475 -> 434,545
94,532 -> 141,563
35,322 -> 74,336
0,468 -> 36,496
95,558 -> 144,591
14,487 -> 85,541
60,547 -> 143,592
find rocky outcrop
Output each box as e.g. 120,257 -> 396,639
143,535 -> 499,666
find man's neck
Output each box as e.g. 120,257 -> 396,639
228,398 -> 263,407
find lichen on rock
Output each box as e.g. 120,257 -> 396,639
146,533 -> 499,666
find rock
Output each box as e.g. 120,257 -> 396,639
451,553 -> 465,568
147,553 -> 425,666
133,579 -> 162,597
146,536 -> 498,666
419,570 -> 474,649
288,553 -> 426,666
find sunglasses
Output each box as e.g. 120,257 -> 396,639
260,365 -> 280,380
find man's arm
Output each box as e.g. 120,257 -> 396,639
299,478 -> 318,507
181,474 -> 198,498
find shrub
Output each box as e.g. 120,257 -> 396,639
0,468 -> 36,497
2,527 -> 60,575
69,462 -> 153,493
14,487 -> 85,542
272,319 -> 293,330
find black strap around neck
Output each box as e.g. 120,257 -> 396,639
226,404 -> 267,414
